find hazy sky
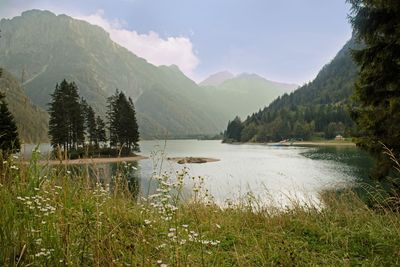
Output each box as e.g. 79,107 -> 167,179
0,0 -> 352,84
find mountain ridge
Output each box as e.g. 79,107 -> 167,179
0,10 -> 225,138
0,10 -> 298,139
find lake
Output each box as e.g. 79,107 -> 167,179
22,140 -> 374,207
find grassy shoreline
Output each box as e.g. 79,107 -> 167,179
1,153 -> 400,266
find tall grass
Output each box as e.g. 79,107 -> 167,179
1,149 -> 400,266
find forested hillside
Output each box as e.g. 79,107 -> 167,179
0,68 -> 48,143
224,37 -> 360,142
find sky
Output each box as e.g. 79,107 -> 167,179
0,0 -> 353,84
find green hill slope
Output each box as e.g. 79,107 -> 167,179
224,37 -> 360,142
0,68 -> 48,143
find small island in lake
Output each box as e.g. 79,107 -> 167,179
167,157 -> 220,164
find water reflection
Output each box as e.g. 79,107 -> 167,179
22,140 -> 375,206
51,161 -> 142,199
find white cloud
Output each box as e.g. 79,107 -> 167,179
74,10 -> 199,77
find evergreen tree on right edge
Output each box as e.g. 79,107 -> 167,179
348,0 -> 400,178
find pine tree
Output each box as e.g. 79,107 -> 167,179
96,116 -> 107,147
348,0 -> 400,178
67,82 -> 85,149
107,90 -> 139,154
85,104 -> 97,146
126,96 -> 139,151
107,90 -> 119,148
48,80 -> 85,152
225,116 -> 243,142
0,91 -> 20,153
48,82 -> 69,149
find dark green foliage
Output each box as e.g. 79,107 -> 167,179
48,80 -> 85,151
223,38 -> 360,142
85,103 -> 98,146
0,90 -> 20,153
107,90 -> 139,154
0,67 -> 20,152
348,0 -> 400,178
224,117 -> 243,142
96,116 -> 107,146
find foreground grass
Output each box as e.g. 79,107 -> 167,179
1,152 -> 400,266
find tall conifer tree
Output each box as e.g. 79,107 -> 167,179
107,90 -> 139,154
0,85 -> 20,153
348,0 -> 400,177
48,80 -> 85,151
96,116 -> 107,146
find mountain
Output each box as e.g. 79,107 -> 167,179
199,71 -> 235,86
0,68 -> 49,143
0,10 -> 227,138
224,37 -> 360,142
201,73 -> 298,120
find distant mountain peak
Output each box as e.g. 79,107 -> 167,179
199,71 -> 235,87
235,73 -> 263,79
21,9 -> 54,16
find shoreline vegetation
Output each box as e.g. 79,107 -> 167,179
1,154 -> 400,266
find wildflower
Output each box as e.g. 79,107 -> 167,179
10,165 -> 19,170
157,243 -> 166,249
167,232 -> 175,238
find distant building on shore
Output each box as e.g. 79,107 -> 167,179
335,135 -> 345,141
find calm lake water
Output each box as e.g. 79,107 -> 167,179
22,140 -> 374,206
